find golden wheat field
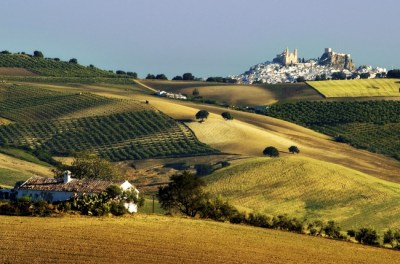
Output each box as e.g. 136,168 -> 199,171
307,78 -> 400,98
205,156 -> 400,233
1,215 -> 400,264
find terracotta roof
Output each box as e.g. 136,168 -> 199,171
18,176 -> 126,193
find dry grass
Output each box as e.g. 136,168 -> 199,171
307,79 -> 400,98
1,215 -> 399,264
0,67 -> 36,76
0,153 -> 52,177
205,156 -> 400,233
141,80 -> 323,105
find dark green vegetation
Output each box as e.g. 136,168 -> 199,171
266,101 -> 400,160
263,146 -> 280,157
195,110 -> 209,122
0,84 -> 216,162
0,52 -> 115,77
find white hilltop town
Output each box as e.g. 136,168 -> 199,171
231,48 -> 387,84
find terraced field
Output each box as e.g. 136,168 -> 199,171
1,215 -> 399,264
205,156 -> 400,234
307,79 -> 400,98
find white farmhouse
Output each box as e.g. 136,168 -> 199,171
0,171 -> 139,213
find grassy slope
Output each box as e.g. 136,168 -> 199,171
141,79 -> 323,105
307,79 -> 400,98
0,152 -> 52,186
1,215 -> 399,264
205,156 -> 400,233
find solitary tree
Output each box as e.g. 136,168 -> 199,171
288,146 -> 300,154
53,151 -> 122,180
221,111 -> 233,120
172,75 -> 183,80
156,74 -> 168,80
146,74 -> 156,79
158,171 -> 208,217
196,110 -> 209,122
33,50 -> 44,58
263,146 -> 279,157
69,58 -> 78,64
182,72 -> 194,81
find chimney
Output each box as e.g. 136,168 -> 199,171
63,170 -> 72,183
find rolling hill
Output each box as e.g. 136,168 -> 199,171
0,53 -> 115,77
204,156 -> 400,233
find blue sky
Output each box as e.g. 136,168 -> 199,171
1,0 -> 399,78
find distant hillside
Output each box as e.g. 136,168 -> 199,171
0,52 -> 115,77
205,156 -> 400,233
141,79 -> 323,106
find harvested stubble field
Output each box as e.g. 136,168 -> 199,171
307,79 -> 400,98
1,215 -> 399,264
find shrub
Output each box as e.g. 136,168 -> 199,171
221,112 -> 233,120
229,211 -> 247,224
323,221 -> 345,239
247,213 -> 272,228
110,201 -> 127,216
199,197 -> 237,222
355,227 -> 380,245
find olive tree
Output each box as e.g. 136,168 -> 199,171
195,110 -> 209,122
263,146 -> 279,157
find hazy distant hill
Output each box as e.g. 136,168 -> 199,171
0,52 -> 115,77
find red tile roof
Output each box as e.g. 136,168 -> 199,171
18,176 -> 126,193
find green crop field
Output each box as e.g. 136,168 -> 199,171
1,215 -> 399,264
205,156 -> 400,234
265,100 -> 400,160
307,79 -> 400,98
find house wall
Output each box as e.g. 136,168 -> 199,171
15,190 -> 74,202
124,202 -> 138,213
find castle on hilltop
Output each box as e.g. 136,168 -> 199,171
319,48 -> 355,71
273,48 -> 298,66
